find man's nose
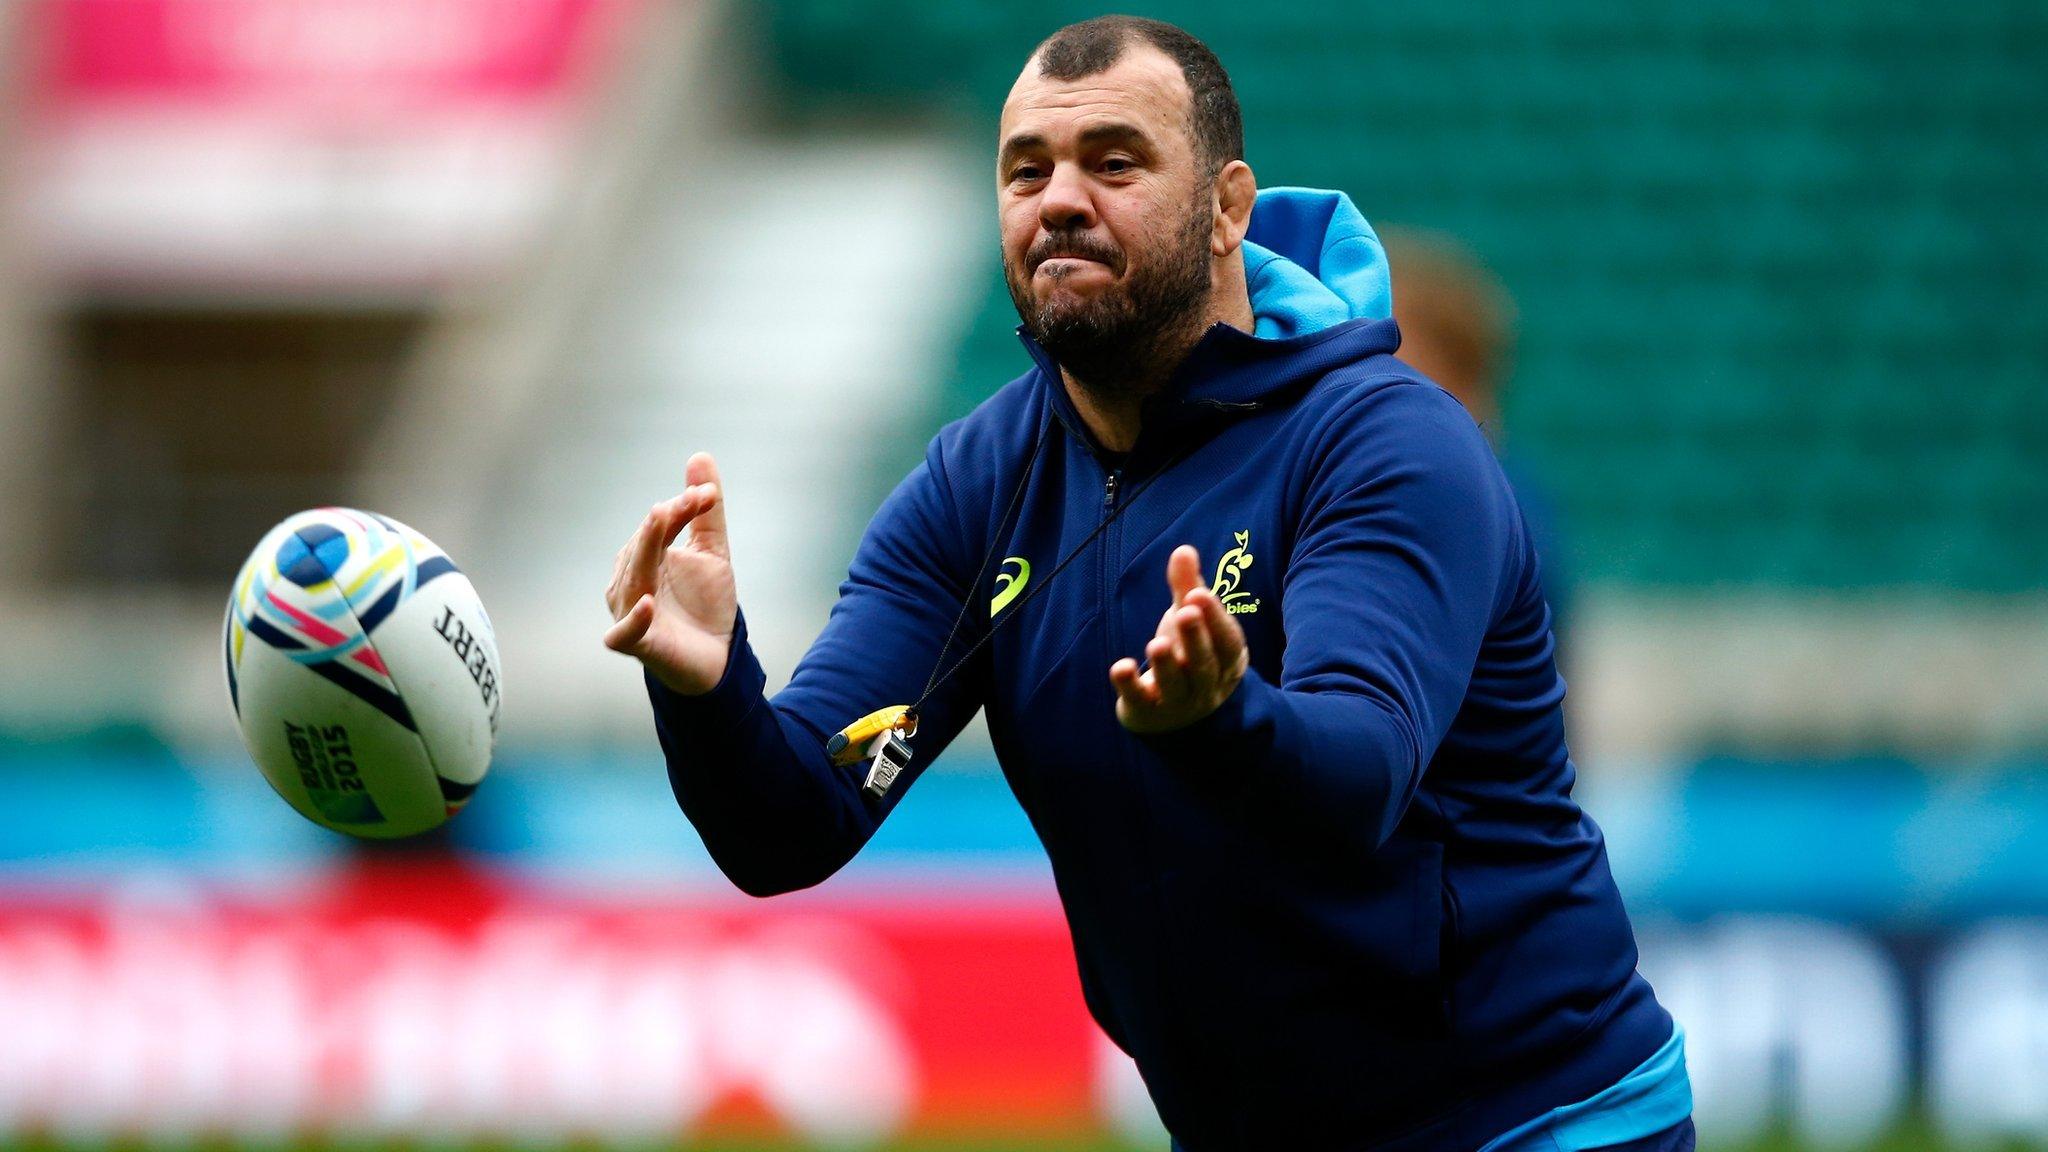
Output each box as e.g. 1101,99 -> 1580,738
1037,162 -> 1097,232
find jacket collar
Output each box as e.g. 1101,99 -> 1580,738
1018,315 -> 1401,456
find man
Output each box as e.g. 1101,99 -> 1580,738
1381,227 -> 1575,655
604,16 -> 1691,1151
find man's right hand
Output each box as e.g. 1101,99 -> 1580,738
603,452 -> 738,695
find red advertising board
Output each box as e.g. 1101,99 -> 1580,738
0,862 -> 1129,1143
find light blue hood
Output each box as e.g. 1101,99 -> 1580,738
1241,186 -> 1393,339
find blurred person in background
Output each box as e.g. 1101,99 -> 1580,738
604,16 -> 1688,1152
1383,227 -> 1576,656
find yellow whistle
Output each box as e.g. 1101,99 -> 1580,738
826,704 -> 916,766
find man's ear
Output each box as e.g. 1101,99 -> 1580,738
1212,160 -> 1257,257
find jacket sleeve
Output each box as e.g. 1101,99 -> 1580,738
644,438 -> 988,896
1139,380 -> 1519,854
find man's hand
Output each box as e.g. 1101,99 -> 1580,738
1111,545 -> 1250,734
603,452 -> 739,695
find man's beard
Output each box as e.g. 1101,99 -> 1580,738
1005,193 -> 1215,404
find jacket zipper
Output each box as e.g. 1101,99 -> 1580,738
1100,459 -> 1184,1102
1097,461 -> 1130,672
1100,467 -> 1123,657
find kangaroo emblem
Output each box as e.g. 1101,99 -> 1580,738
1211,531 -> 1259,614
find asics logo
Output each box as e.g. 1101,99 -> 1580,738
991,557 -> 1030,616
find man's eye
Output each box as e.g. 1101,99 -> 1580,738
1012,165 -> 1044,182
1102,158 -> 1133,174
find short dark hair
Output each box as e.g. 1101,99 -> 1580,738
1031,16 -> 1244,176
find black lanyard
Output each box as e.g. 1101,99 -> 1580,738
904,404 -> 1197,727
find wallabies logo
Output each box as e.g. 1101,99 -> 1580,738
1211,531 -> 1261,615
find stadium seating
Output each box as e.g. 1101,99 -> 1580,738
747,0 -> 2048,590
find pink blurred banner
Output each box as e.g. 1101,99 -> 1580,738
45,0 -> 622,105
25,0 -> 655,290
0,863 -> 1122,1144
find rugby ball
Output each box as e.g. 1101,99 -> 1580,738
224,508 -> 500,838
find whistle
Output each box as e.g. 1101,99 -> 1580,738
859,728 -> 914,802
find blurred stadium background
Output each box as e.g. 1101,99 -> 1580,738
0,0 -> 2044,1147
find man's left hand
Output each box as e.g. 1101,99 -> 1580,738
1111,545 -> 1250,734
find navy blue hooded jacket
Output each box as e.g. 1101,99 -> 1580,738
648,188 -> 1674,1150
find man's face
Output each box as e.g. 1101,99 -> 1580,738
997,44 -> 1217,392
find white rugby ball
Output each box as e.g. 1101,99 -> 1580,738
224,508 -> 501,838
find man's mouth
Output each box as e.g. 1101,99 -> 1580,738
1028,234 -> 1122,276
1036,255 -> 1115,279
